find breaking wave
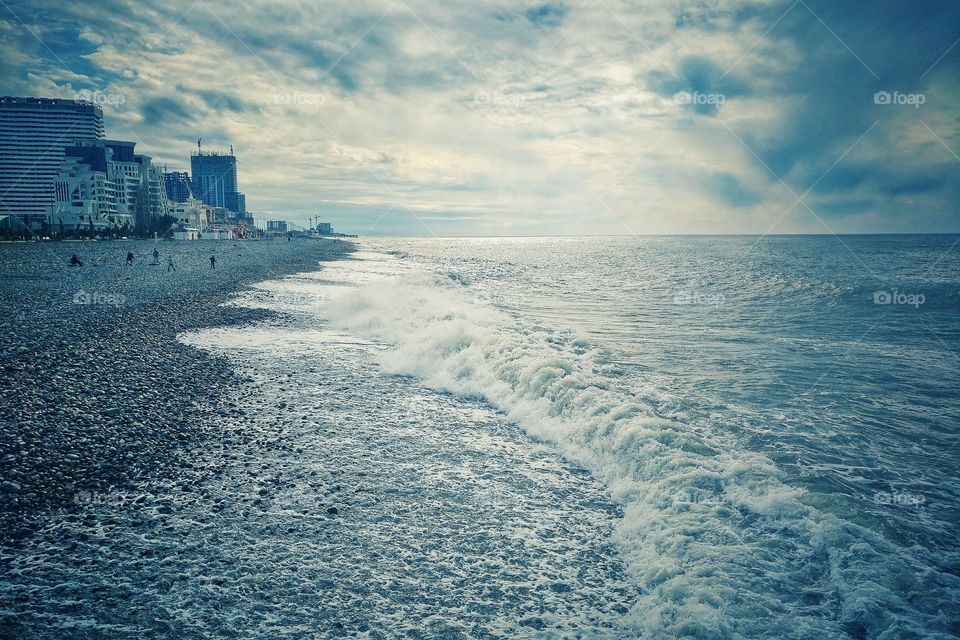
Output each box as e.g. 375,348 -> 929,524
315,257 -> 958,639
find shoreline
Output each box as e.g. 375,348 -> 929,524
0,238 -> 354,540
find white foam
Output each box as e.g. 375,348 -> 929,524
248,252 -> 960,638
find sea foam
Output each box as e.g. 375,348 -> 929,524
310,253 -> 958,639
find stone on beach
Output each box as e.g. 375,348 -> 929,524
0,239 -> 352,539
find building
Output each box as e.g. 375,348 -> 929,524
134,154 -> 167,234
190,150 -> 246,215
104,140 -> 139,227
47,141 -> 126,232
200,225 -> 236,240
167,197 -> 205,229
0,96 -> 104,229
173,225 -> 200,240
163,171 -> 192,203
266,220 -> 288,235
316,222 -> 332,235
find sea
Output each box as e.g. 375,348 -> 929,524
7,235 -> 955,639
193,235 -> 957,638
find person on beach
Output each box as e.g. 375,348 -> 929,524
166,255 -> 176,272
210,255 -> 216,268
152,248 -> 160,264
69,254 -> 83,267
126,251 -> 134,267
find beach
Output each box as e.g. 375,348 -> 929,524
0,235 -> 957,638
0,241 -> 635,638
0,238 -> 352,539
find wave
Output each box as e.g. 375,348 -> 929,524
314,258 -> 958,639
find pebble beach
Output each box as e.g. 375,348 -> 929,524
0,238 -> 352,539
0,239 -> 637,639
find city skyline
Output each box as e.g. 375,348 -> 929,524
1,0 -> 958,235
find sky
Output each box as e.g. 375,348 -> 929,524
1,0 -> 958,236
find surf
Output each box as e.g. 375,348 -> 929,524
310,251 -> 958,639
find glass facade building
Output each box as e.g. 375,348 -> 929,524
0,96 -> 104,228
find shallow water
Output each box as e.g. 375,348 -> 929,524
1,316 -> 636,639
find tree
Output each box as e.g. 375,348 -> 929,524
148,214 -> 178,238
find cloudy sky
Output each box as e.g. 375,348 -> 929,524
2,0 -> 958,235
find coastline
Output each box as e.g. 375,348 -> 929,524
1,253 -> 637,639
0,238 -> 354,540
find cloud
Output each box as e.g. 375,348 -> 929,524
0,0 -> 957,234
140,96 -> 195,127
525,2 -> 567,27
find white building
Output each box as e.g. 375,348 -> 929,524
47,142 -> 133,232
173,226 -> 200,240
200,226 -> 235,240
167,196 -> 205,229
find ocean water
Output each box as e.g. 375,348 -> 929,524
6,236 -> 956,639
245,235 -> 958,638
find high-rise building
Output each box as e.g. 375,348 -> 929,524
134,154 -> 166,234
162,171 -> 192,203
190,150 -> 245,215
104,140 -> 139,225
0,96 -> 104,229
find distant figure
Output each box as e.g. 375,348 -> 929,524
152,248 -> 160,264
166,256 -> 176,272
210,255 -> 216,268
288,236 -> 291,242
126,251 -> 134,267
69,254 -> 83,267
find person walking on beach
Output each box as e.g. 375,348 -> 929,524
69,254 -> 83,267
152,248 -> 160,265
166,255 -> 176,272
210,255 -> 216,269
126,251 -> 134,267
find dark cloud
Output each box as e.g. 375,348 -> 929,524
525,3 -> 567,27
140,96 -> 194,127
181,88 -> 257,114
728,0 -> 960,184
